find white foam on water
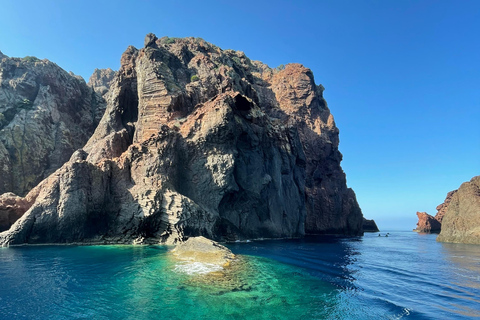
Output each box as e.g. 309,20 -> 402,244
174,262 -> 224,275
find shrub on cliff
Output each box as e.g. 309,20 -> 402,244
22,56 -> 40,63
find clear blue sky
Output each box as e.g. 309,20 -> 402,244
1,0 -> 479,230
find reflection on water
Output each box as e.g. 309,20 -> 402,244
0,232 -> 479,319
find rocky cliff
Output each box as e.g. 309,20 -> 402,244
414,211 -> 441,233
88,68 -> 116,97
362,218 -> 379,232
437,176 -> 480,244
414,189 -> 457,233
0,34 -> 363,246
0,53 -> 107,199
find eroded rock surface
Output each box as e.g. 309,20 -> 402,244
414,211 -> 441,233
0,53 -> 107,198
434,190 -> 457,223
0,34 -> 363,246
88,68 -> 116,97
437,176 -> 480,244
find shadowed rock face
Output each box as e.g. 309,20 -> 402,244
437,176 -> 480,244
0,34 -> 363,246
0,54 -> 107,198
363,218 -> 379,232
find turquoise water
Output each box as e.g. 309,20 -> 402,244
0,231 -> 479,319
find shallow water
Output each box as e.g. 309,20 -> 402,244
0,231 -> 479,319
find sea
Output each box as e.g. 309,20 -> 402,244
0,231 -> 479,320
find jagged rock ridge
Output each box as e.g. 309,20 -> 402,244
0,34 -> 363,245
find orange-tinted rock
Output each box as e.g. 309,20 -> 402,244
434,190 -> 457,223
414,211 -> 441,233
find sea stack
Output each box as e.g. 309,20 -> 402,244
0,34 -> 364,246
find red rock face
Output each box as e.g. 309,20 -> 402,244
434,190 -> 457,223
413,189 -> 458,234
414,211 -> 442,233
0,34 -> 364,245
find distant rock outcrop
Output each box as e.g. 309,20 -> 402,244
0,34 -> 363,246
362,218 -> 379,232
437,176 -> 480,244
0,54 -> 107,198
414,211 -> 441,233
413,189 -> 457,234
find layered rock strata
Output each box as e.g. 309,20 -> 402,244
0,53 -> 107,197
0,34 -> 363,246
437,176 -> 480,244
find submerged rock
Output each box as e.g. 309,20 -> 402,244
171,236 -> 235,268
0,34 -> 363,246
437,176 -> 480,244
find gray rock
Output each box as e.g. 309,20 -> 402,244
0,55 -> 107,198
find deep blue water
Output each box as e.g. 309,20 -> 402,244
0,231 -> 479,319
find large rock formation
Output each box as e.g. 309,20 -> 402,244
414,211 -> 441,233
437,176 -> 480,244
0,34 -> 363,246
0,53 -> 107,198
434,190 -> 457,223
362,218 -> 379,232
413,189 -> 457,233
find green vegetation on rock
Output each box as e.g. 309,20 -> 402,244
190,75 -> 199,82
22,56 -> 40,63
